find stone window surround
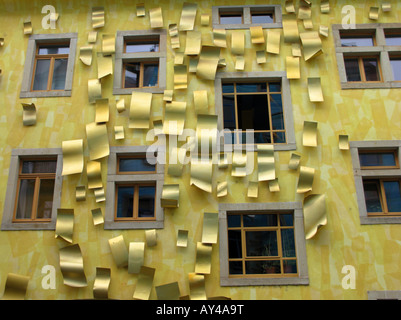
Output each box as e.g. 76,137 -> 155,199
105,146 -> 165,230
214,71 -> 297,152
113,30 -> 167,95
350,140 -> 401,225
218,202 -> 309,287
368,290 -> 401,300
1,148 -> 63,231
20,33 -> 78,98
212,5 -> 282,30
332,23 -> 401,90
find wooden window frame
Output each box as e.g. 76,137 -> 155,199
117,154 -> 157,175
343,55 -> 383,83
122,60 -> 160,89
359,149 -> 400,170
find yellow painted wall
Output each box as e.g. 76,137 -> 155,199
0,0 -> 400,300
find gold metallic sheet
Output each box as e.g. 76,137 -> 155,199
202,212 -> 218,244
95,98 -> 109,123
291,43 -> 302,57
286,56 -> 300,79
193,90 -> 208,112
369,7 -> 379,20
0,38 -> 4,46
185,31 -> 201,55
231,150 -> 247,177
97,54 -> 113,79
55,209 -> 74,243
22,103 -> 36,126
195,242 -> 212,274
213,29 -> 227,48
108,235 -> 128,268
298,3 -> 312,20
235,55 -> 245,71
218,153 -> 230,169
133,266 -> 155,300
179,2 -> 197,31
177,229 -> 189,248
196,46 -> 221,80
321,0 -> 330,13
149,7 -> 163,29
145,229 -> 157,247
86,122 -> 109,160
163,101 -> 186,135
169,24 -> 180,49
128,242 -> 145,274
62,139 -> 84,176
256,50 -> 266,64
92,7 -> 105,29
190,157 -> 213,193
257,144 -> 276,182
88,79 -> 102,104
319,25 -> 329,38
136,3 -> 146,17
285,0 -> 295,13
129,91 -> 152,129
161,184 -> 180,208
196,114 -> 218,154
94,187 -> 105,203
87,160 -> 103,190
174,51 -> 185,65
114,126 -> 125,140
217,181 -> 228,198
300,31 -> 323,61
91,208 -> 104,226
250,26 -> 265,44
153,119 -> 163,136
116,98 -> 126,113
266,30 -> 281,55
382,2 -> 391,12
339,134 -> 350,151
102,34 -> 115,56
93,267 -> 111,300
88,31 -> 97,43
1,273 -> 29,300
308,77 -> 324,102
201,14 -> 210,26
163,90 -> 174,102
218,58 -> 226,68
59,244 -> 87,288
75,186 -> 86,202
304,194 -> 327,239
23,21 -> 32,35
156,282 -> 181,300
289,153 -> 301,170
79,45 -> 93,66
282,14 -> 299,43
247,181 -> 259,198
297,166 -> 315,194
188,273 -> 206,300
269,178 -> 280,193
303,121 -> 318,147
169,23 -> 179,37
303,19 -> 313,30
168,147 -> 186,177
174,65 -> 188,90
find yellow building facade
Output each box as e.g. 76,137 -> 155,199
0,0 -> 401,300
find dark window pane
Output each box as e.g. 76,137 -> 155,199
236,83 -> 267,93
51,58 -> 68,90
359,152 -> 396,167
340,36 -> 374,47
124,63 -> 140,88
385,35 -> 401,46
273,131 -> 286,144
252,132 -> 272,144
270,94 -> 284,130
33,59 -> 50,91
116,186 -> 134,218
246,231 -> 278,257
269,83 -> 281,92
390,58 -> 401,81
251,13 -> 274,24
227,214 -> 241,228
38,45 -> 70,55
281,229 -> 296,258
15,179 -> 35,219
279,214 -> 294,226
243,214 -> 277,227
143,64 -> 159,87
383,181 -> 401,213
283,260 -> 298,274
223,96 -> 236,130
363,181 -> 383,213
344,59 -> 361,82
36,179 -> 55,219
137,186 -> 156,218
245,260 -> 281,275
220,14 -> 242,25
228,230 -> 242,259
237,95 -> 270,130
119,157 -> 156,173
222,83 -> 234,93
363,58 -> 380,81
229,261 -> 243,275
21,160 -> 57,174
125,41 -> 159,53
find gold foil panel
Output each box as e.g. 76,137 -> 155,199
213,29 -> 227,48
2,273 -> 29,300
179,2 -> 197,31
161,184 -> 180,208
156,282 -> 181,300
231,150 -> 247,177
108,235 -> 128,268
95,98 -> 109,123
149,7 -> 163,29
80,45 -> 93,66
23,21 -> 32,35
195,242 -> 213,274
298,3 -> 312,20
136,3 -> 146,17
247,181 -> 259,198
289,153 -> 301,170
177,230 -> 189,248
292,43 -> 302,57
129,91 -> 152,129
174,51 -> 185,65
55,209 -> 74,243
59,244 -> 87,288
269,178 -> 280,193
185,31 -> 202,55
250,26 -> 265,44
217,181 -> 228,198
174,65 -> 188,90
235,55 -> 245,71
196,114 -> 218,155
266,30 -> 281,54
201,14 -> 210,26
168,147 -> 186,177
92,7 -> 105,29
94,187 -> 105,203
22,103 -> 36,126
308,77 -> 324,102
285,0 -> 295,13
339,135 -> 350,151
190,157 -> 213,193
188,273 -> 206,300
303,19 -> 313,30
319,25 -> 329,38
133,266 -> 155,300
76,186 -> 86,202
86,122 -> 109,160
114,126 -> 125,140
97,54 -> 113,78
146,229 -> 157,247
303,121 -> 318,147
231,31 -> 245,55
218,153 -> 230,169
62,139 -> 84,176
128,242 -> 145,274
88,31 -> 97,43
102,34 -> 115,56
297,166 -> 315,194
321,0 -> 330,13
286,56 -> 300,79
163,90 -> 174,102
257,144 -> 275,182
304,194 -> 327,239
256,50 -> 266,64
169,24 -> 179,37
87,160 -> 103,190
88,79 -> 102,104
369,7 -> 379,20
116,98 -> 126,113
93,267 -> 111,300
382,2 -> 391,12
0,38 -> 4,46
169,24 -> 180,49
193,90 -> 208,112
91,208 -> 104,226
202,212 -> 218,244
282,14 -> 299,43
196,46 -> 221,80
300,31 -> 323,61
163,101 -> 187,135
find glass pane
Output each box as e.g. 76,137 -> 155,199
281,229 -> 296,258
252,132 -> 272,144
269,83 -> 281,92
243,214 -> 277,227
38,45 -> 70,55
220,14 -> 242,25
383,181 -> 401,213
251,13 -> 274,24
116,186 -> 134,218
21,160 -> 57,174
363,181 -> 383,213
228,230 -> 242,259
344,59 -> 361,82
270,94 -> 284,130
223,129 -> 234,145
359,152 -> 396,167
283,260 -> 298,274
227,214 -> 241,228
340,36 -> 374,47
390,59 -> 401,81
229,261 -> 243,275
51,58 -> 68,90
237,95 -> 270,130
363,58 -> 380,81
279,214 -> 294,226
33,59 -> 50,91
125,41 -> 159,53
385,35 -> 401,46
137,186 -> 156,218
245,231 -> 278,257
36,179 -> 55,219
124,63 -> 140,88
119,157 -> 156,173
236,83 -> 267,93
15,179 -> 35,219
223,96 -> 236,130
143,64 -> 159,87
222,83 -> 234,93
273,131 -> 286,144
245,260 -> 281,275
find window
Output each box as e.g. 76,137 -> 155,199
344,56 -> 381,82
20,33 -> 77,98
340,32 -> 375,47
1,149 -> 63,231
350,141 -> 401,224
113,30 -> 167,95
219,202 -> 309,286
384,30 -> 401,46
220,11 -> 243,25
389,55 -> 401,81
215,72 -> 296,151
